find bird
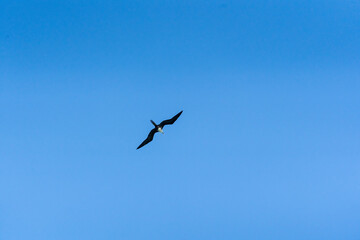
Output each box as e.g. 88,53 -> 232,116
137,110 -> 183,149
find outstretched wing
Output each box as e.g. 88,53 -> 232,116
137,128 -> 158,149
158,111 -> 183,129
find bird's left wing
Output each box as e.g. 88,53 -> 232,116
137,128 -> 157,149
158,111 -> 183,129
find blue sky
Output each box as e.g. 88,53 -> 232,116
1,1 -> 360,239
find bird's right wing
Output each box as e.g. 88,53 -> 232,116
158,111 -> 183,128
137,128 -> 157,149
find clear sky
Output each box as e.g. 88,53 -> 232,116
1,1 -> 360,239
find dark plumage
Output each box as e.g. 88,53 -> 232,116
137,111 -> 183,149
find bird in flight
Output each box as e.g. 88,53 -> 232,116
137,110 -> 183,149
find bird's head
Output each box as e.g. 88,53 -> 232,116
158,127 -> 164,134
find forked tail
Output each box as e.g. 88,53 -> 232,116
150,120 -> 157,127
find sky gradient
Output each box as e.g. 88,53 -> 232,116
1,1 -> 360,239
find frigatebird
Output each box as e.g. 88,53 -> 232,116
137,111 -> 183,149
